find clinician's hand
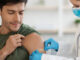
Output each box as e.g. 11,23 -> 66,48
29,50 -> 42,60
44,38 -> 59,51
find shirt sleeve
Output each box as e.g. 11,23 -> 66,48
18,24 -> 40,36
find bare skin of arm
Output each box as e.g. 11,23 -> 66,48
22,33 -> 46,55
0,47 -> 8,60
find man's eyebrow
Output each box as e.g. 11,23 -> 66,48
7,9 -> 16,12
20,10 -> 24,12
7,9 -> 24,12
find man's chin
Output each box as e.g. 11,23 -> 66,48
10,28 -> 20,32
9,24 -> 21,32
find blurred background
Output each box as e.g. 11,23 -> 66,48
0,0 -> 80,58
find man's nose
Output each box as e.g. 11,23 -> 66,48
14,13 -> 20,22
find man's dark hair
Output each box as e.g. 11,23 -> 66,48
0,0 -> 28,10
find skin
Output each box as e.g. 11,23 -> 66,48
70,0 -> 80,7
0,2 -> 45,60
23,33 -> 45,55
0,3 -> 24,34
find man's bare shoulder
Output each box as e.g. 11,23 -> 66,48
22,33 -> 46,55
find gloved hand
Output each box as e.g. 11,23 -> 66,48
29,50 -> 42,60
44,38 -> 59,51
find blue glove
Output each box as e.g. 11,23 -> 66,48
44,38 -> 59,51
29,50 -> 42,60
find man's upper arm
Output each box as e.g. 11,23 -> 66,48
22,33 -> 46,55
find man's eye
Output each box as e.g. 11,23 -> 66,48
8,12 -> 14,14
19,12 -> 24,15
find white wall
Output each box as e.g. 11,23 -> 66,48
23,9 -> 77,30
23,10 -> 59,30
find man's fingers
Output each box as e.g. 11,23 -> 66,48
17,43 -> 22,46
14,34 -> 25,40
17,39 -> 22,43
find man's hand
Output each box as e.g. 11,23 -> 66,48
0,34 -> 25,58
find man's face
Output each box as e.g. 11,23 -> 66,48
0,3 -> 25,32
70,0 -> 80,7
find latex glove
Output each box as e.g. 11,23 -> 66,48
44,38 -> 59,51
29,50 -> 42,60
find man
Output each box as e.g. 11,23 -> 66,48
0,0 -> 46,60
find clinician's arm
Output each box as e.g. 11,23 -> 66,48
22,33 -> 46,55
